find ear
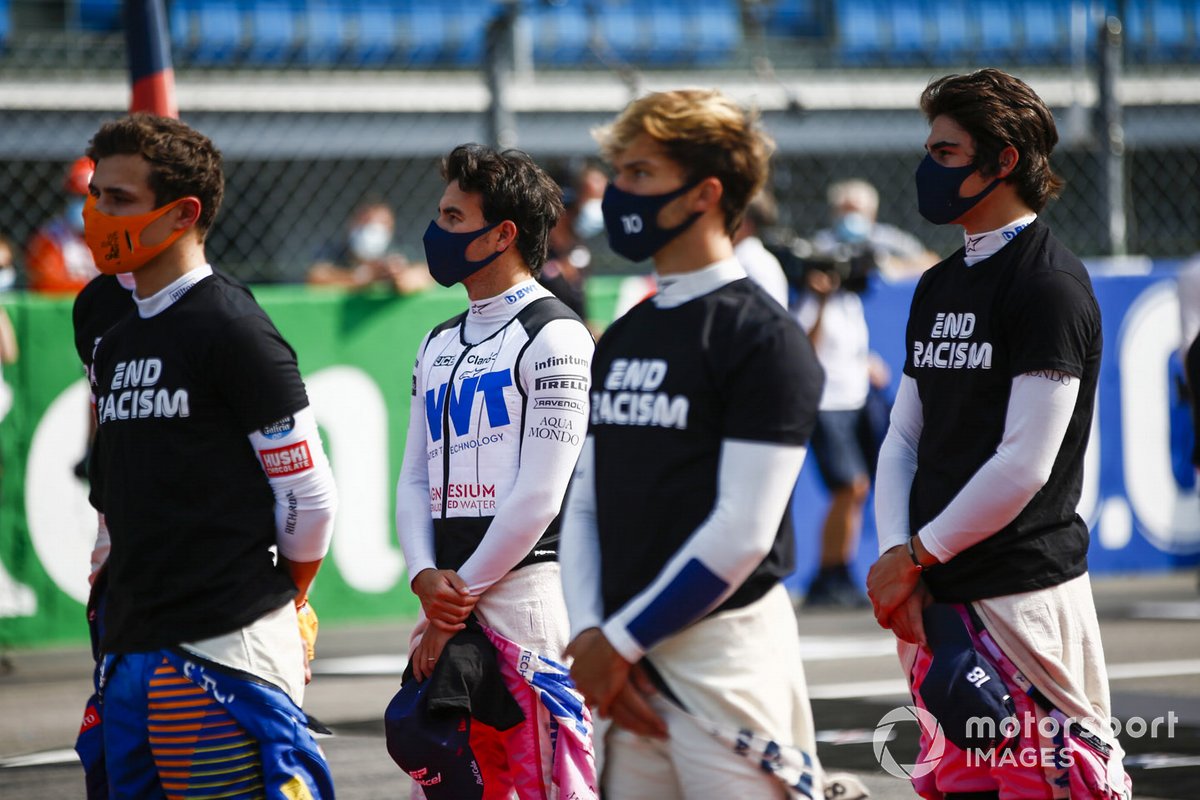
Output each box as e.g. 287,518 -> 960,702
694,176 -> 724,212
995,146 -> 1020,179
494,219 -> 519,252
174,197 -> 203,230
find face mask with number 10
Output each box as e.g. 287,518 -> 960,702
600,180 -> 703,263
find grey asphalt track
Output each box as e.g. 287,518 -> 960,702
2,571 -> 1197,799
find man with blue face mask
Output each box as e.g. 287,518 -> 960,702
390,143 -> 596,798
867,69 -> 1131,799
25,156 -> 99,294
558,89 -> 862,799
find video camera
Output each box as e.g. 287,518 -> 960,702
765,232 -> 878,295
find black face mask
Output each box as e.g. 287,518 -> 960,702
421,220 -> 502,287
914,154 -> 1002,225
600,180 -> 703,263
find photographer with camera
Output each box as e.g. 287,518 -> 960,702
797,179 -> 935,609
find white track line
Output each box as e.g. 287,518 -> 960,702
0,749 -> 78,768
807,659 -> 1200,700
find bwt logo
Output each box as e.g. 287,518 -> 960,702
620,214 -> 643,234
873,705 -> 945,780
1002,223 -> 1029,241
425,369 -> 513,441
505,285 -> 537,304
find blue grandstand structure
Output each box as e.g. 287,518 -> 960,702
12,0 -> 1192,70
1,0 -> 1198,277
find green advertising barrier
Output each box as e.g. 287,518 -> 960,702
0,278 -> 626,649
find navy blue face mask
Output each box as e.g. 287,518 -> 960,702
601,180 -> 703,263
422,219 -> 502,287
914,154 -> 1002,225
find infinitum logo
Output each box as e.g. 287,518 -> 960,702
873,705 -> 945,779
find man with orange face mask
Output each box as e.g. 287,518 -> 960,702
74,114 -> 337,799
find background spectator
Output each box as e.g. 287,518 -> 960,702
306,201 -> 432,294
796,178 -> 935,608
733,189 -> 790,308
24,156 -> 98,294
0,234 -> 18,293
812,178 -> 938,280
540,161 -> 599,321
0,235 -> 18,424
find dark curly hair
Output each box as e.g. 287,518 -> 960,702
921,69 -> 1064,212
87,113 -> 225,237
442,144 -> 564,275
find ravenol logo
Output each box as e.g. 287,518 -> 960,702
873,705 -> 945,780
425,369 -> 513,441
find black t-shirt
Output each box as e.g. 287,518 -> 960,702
86,275 -> 308,653
903,221 -> 1100,602
589,278 -> 823,619
73,271 -> 253,370
73,275 -> 135,370
1188,333 -> 1200,469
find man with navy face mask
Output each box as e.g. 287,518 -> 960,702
867,69 -> 1131,799
558,89 -> 849,799
391,143 -> 596,797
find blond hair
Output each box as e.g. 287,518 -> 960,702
595,89 -> 774,235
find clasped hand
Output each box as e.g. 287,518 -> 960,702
411,568 -> 477,632
866,545 -> 931,647
564,628 -> 666,739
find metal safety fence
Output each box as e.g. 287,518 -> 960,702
0,1 -> 1198,285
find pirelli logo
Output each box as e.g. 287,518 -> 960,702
533,373 -> 588,392
259,441 -> 314,477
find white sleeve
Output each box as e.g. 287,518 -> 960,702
874,375 -> 923,554
1179,260 -> 1200,357
795,293 -> 820,334
395,338 -> 437,583
456,319 -> 595,594
601,439 -> 807,663
558,436 -> 604,639
917,372 -> 1080,563
89,513 -> 111,585
248,405 -> 337,562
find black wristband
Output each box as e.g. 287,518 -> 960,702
906,537 -> 925,572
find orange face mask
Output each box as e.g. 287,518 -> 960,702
82,194 -> 195,274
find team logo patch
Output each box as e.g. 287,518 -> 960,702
504,284 -> 536,304
260,415 -> 296,440
259,441 -> 314,476
533,354 -> 589,371
533,373 -> 588,392
532,397 -> 586,414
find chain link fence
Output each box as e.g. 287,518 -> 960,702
1,1 -> 1198,284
